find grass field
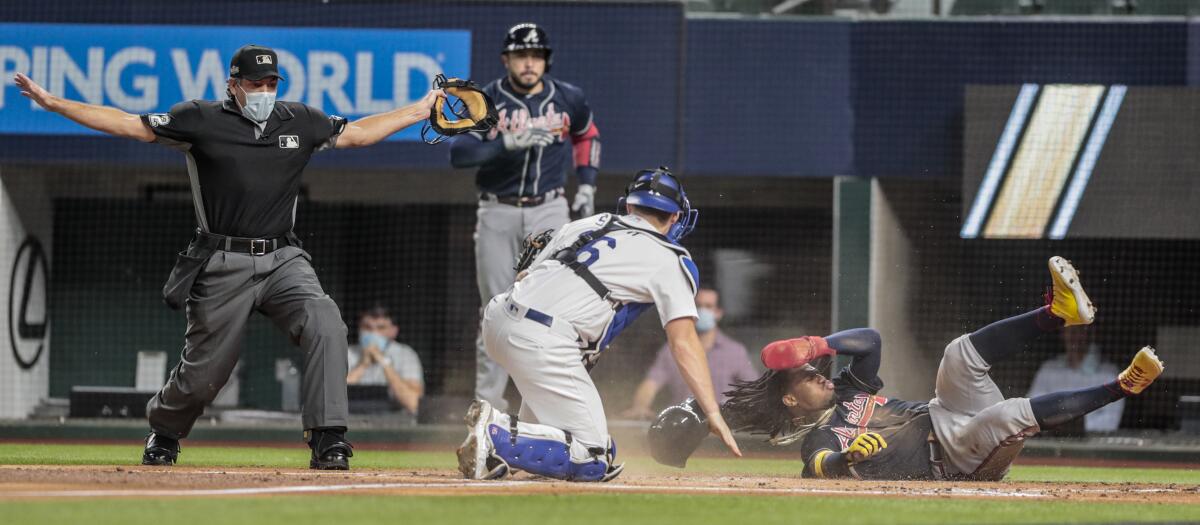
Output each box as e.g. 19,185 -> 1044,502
1,443 -> 1198,524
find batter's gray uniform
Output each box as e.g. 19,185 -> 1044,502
928,335 -> 1039,476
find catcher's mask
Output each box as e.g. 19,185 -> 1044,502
421,74 -> 499,145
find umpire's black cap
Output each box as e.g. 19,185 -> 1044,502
229,44 -> 284,81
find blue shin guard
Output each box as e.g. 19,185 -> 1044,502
488,423 -> 619,482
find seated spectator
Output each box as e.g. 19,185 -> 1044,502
621,288 -> 757,420
347,306 -> 424,415
1027,327 -> 1124,433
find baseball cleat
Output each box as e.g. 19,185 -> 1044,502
1117,346 -> 1164,395
600,463 -> 626,482
141,432 -> 179,466
456,400 -> 509,480
1047,256 -> 1095,326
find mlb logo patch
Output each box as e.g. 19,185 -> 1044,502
256,54 -> 273,65
147,114 -> 171,127
279,135 -> 299,149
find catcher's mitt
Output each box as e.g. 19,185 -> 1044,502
514,228 -> 556,272
421,74 -> 499,144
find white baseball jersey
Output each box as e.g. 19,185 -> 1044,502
510,213 -> 699,351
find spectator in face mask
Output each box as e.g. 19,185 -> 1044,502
620,288 -> 757,420
347,305 -> 424,415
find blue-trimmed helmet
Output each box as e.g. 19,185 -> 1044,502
617,166 -> 699,242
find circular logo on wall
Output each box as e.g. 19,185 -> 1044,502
8,236 -> 48,370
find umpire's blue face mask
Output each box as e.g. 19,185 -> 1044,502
234,81 -> 277,123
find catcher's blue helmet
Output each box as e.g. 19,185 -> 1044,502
617,167 -> 698,242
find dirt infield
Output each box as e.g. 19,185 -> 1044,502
2,465 -> 1198,504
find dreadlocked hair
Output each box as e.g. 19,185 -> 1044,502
722,356 -> 836,446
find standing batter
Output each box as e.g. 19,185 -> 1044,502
449,23 -> 601,412
456,168 -> 741,482
14,44 -> 443,470
651,257 -> 1164,480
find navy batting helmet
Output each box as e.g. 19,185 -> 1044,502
502,23 -> 553,70
647,398 -> 709,468
618,167 -> 699,242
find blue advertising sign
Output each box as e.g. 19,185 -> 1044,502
0,23 -> 471,140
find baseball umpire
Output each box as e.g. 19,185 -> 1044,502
651,257 -> 1164,480
449,23 -> 602,412
14,44 -> 444,470
456,167 -> 741,483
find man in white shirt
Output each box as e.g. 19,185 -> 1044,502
347,306 -> 424,415
456,167 -> 742,482
1027,328 -> 1123,432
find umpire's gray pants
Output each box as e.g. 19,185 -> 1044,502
474,195 -> 569,411
148,246 -> 348,438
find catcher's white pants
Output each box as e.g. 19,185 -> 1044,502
474,196 -> 570,411
928,335 -> 1040,475
481,292 -> 610,460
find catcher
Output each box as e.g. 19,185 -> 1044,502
650,257 -> 1164,480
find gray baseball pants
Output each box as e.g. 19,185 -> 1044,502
927,334 -> 1039,476
147,246 -> 348,438
473,195 -> 570,411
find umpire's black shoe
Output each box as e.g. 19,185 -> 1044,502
308,428 -> 353,470
141,432 -> 180,466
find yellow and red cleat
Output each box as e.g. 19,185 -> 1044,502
1118,346 -> 1164,395
1048,256 -> 1096,326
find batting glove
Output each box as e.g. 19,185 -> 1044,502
844,432 -> 887,464
502,127 -> 556,151
572,184 -> 596,217
761,336 -> 835,370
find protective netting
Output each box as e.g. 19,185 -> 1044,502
884,177 -> 1200,434
0,1 -> 1197,438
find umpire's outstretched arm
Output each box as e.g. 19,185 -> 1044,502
336,89 -> 444,148
14,73 -> 154,142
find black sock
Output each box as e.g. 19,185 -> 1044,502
308,426 -> 348,449
968,307 -> 1063,365
1030,382 -> 1125,429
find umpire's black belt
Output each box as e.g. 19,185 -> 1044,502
481,187 -> 564,208
196,230 -> 294,256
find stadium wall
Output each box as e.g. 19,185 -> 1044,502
2,2 -> 1194,177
